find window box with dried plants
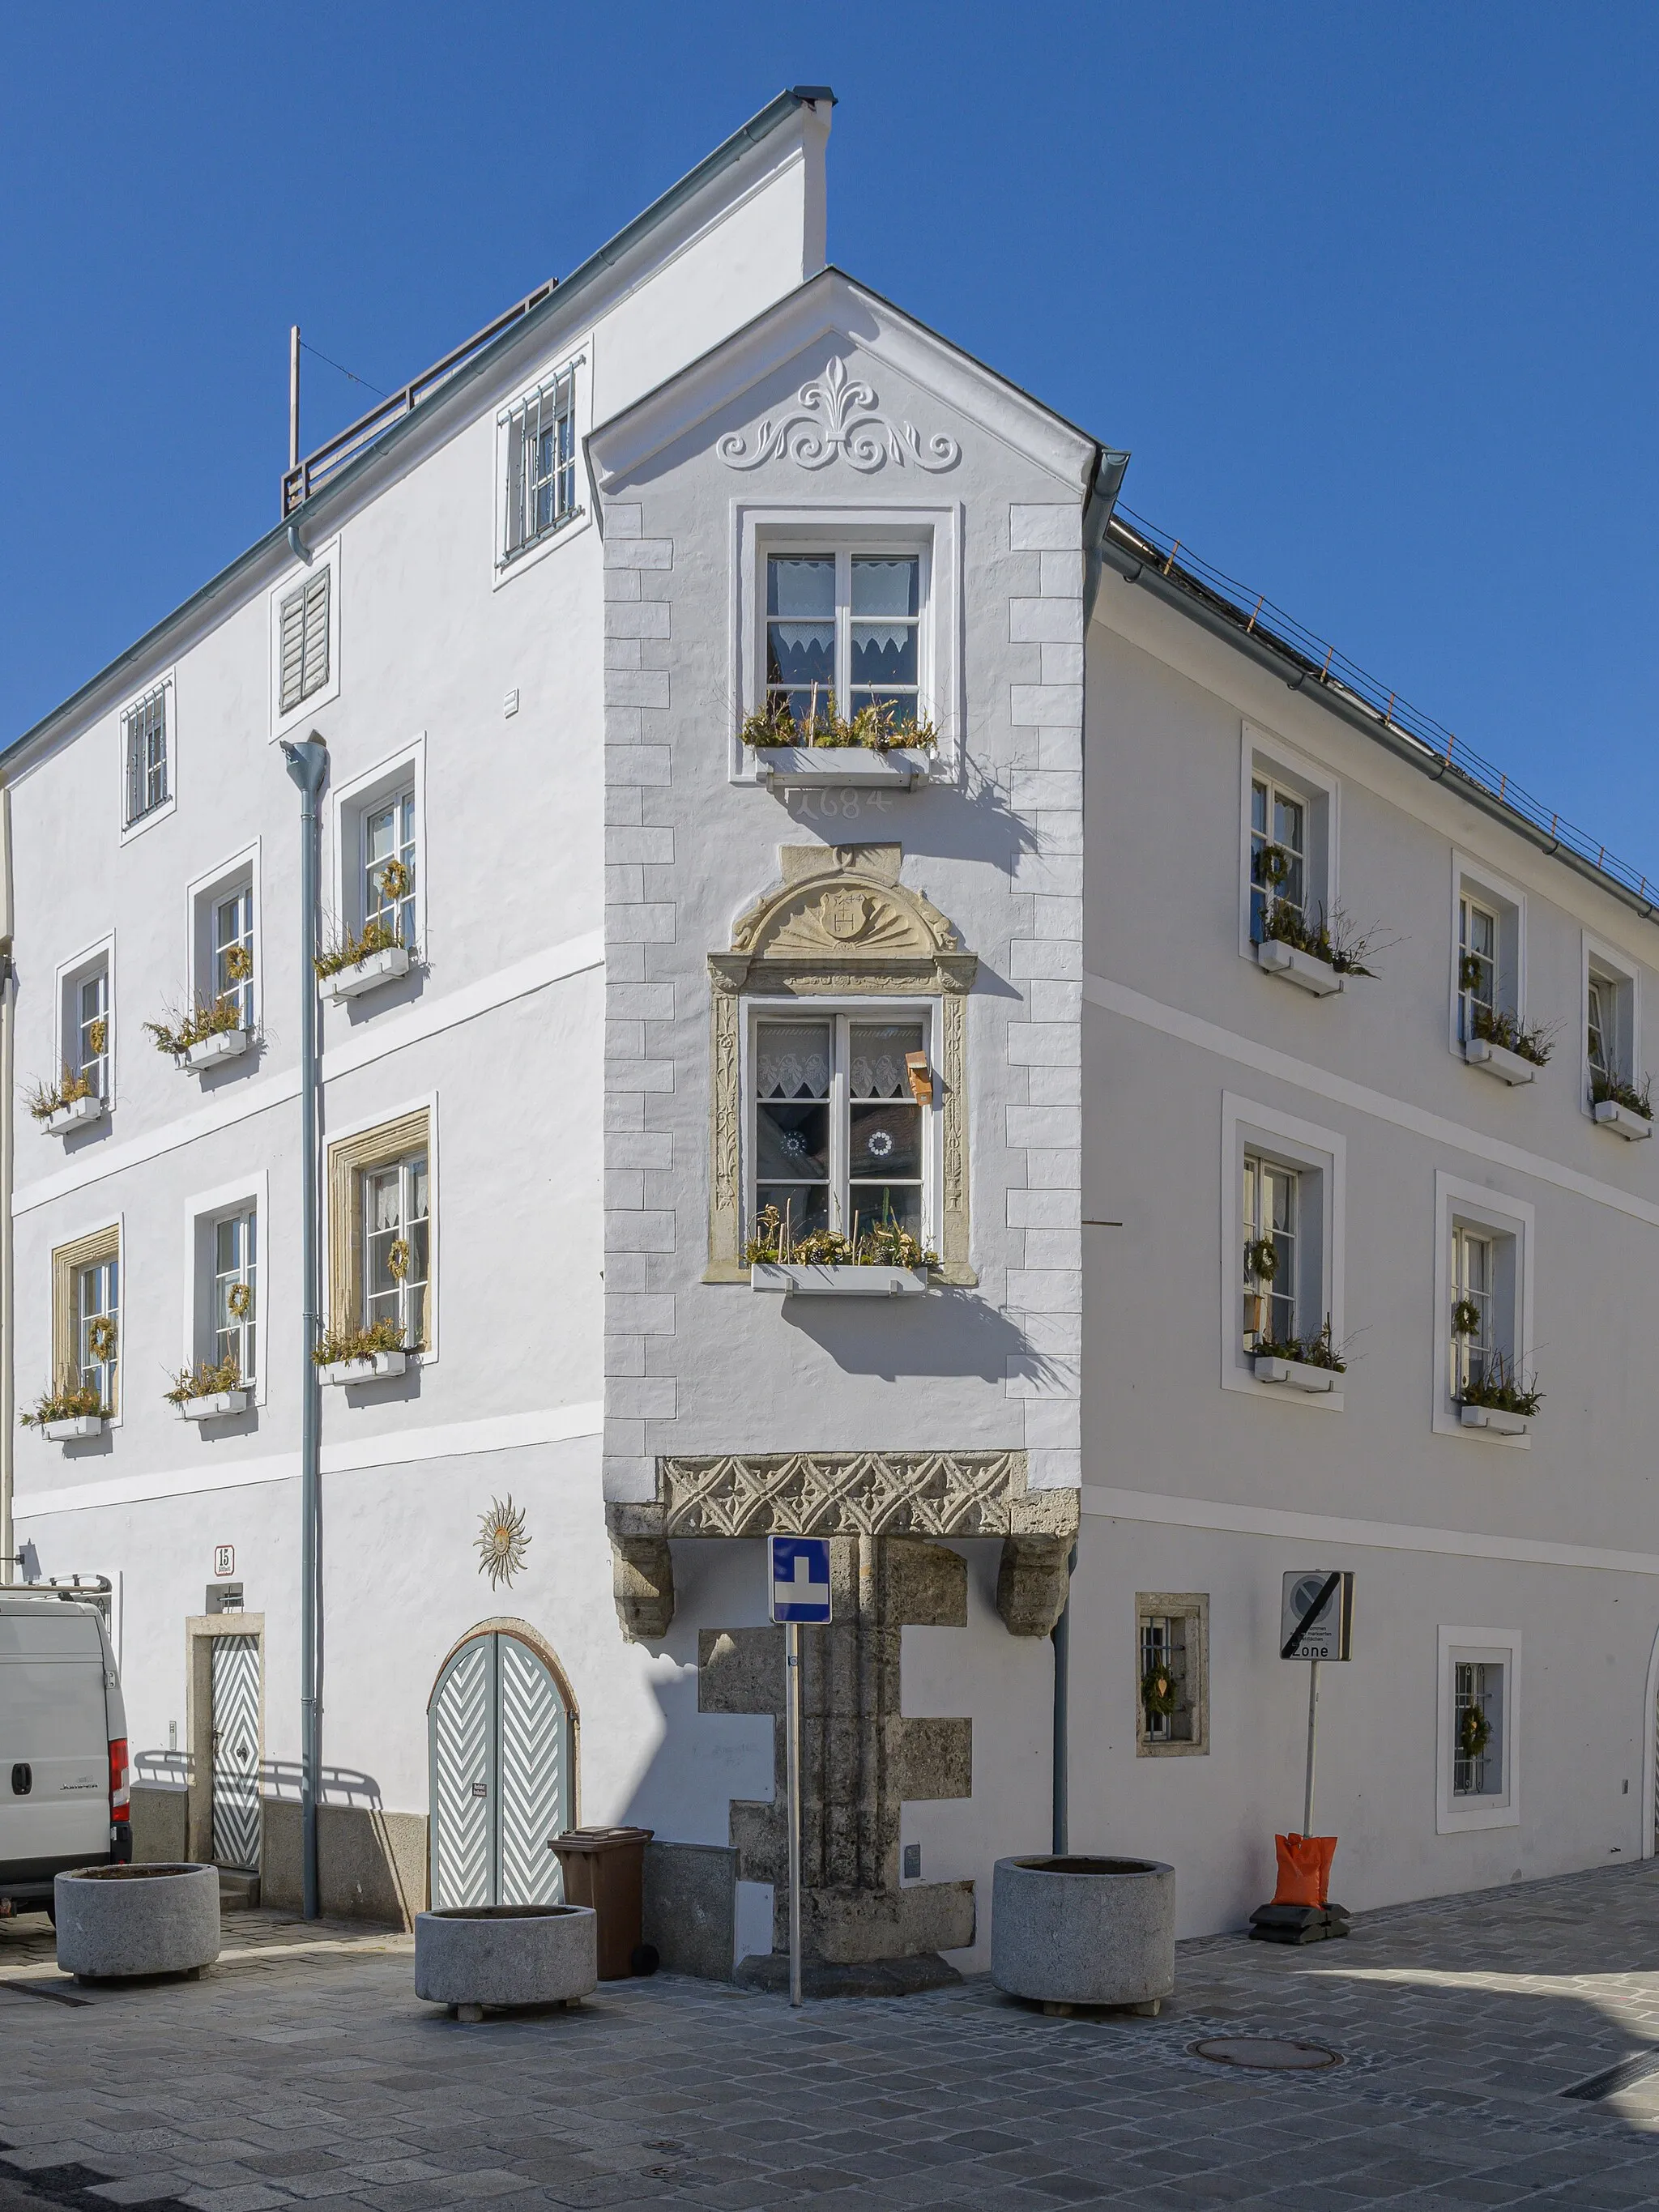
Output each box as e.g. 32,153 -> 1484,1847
145,998 -> 252,1071
740,693 -> 935,790
315,913 -> 413,1003
745,1206 -> 936,1298
164,1355 -> 249,1422
314,1317 -> 408,1386
29,1065 -> 107,1136
1462,1002 -> 1552,1086
1252,884 -> 1379,999
1456,1354 -> 1541,1438
1590,1068 -> 1653,1141
21,1379 -> 107,1443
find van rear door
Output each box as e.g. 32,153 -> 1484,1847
0,1610 -> 112,1877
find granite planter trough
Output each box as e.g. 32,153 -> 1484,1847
55,1862 -> 220,1981
992,1855 -> 1175,2014
414,1903 -> 598,2020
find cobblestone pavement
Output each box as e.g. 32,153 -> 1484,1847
6,1864 -> 1659,2210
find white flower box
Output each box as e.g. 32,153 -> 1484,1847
46,1093 -> 106,1136
1593,1098 -> 1653,1141
748,746 -> 931,791
320,1349 -> 407,1385
1252,1355 -> 1337,1394
750,1263 -> 929,1298
324,944 -> 412,1002
1464,1037 -> 1537,1086
1459,1402 -> 1532,1437
1255,940 -> 1343,996
185,1028 -> 249,1070
42,1416 -> 104,1442
179,1391 -> 249,1421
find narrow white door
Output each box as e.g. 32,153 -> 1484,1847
210,1635 -> 261,1872
429,1633 -> 568,1909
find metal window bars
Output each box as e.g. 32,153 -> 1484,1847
123,684 -> 168,825
498,366 -> 579,566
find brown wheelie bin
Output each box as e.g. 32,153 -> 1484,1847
550,1826 -> 656,1978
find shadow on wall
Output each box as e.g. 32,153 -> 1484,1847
782,1287 -> 1038,1382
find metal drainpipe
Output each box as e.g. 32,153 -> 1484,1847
1051,1542 -> 1078,1855
281,734 -> 328,1919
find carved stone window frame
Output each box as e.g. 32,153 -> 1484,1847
706,845 -> 975,1285
326,1104 -> 436,1355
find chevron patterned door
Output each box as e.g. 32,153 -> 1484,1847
210,1635 -> 262,1872
429,1634 -> 568,1909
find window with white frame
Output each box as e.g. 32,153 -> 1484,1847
1436,1174 -> 1533,1438
499,365 -> 578,568
1249,773 -> 1307,940
1242,1153 -> 1299,1350
211,883 -> 254,1029
751,1012 -> 930,1249
364,1152 -> 429,1346
76,1251 -> 119,1411
279,569 -> 331,714
1438,1628 -> 1518,1831
1449,1224 -> 1497,1400
1586,957 -> 1644,1113
1458,890 -> 1499,1042
122,682 -> 170,826
69,962 -> 110,1099
363,789 -> 416,947
212,1209 -> 258,1386
765,551 -> 924,735
1137,1596 -> 1208,1756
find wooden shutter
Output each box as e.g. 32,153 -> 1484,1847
279,569 -> 331,712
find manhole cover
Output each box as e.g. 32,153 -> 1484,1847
1192,2036 -> 1341,2070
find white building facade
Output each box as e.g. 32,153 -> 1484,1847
3,87 -> 1657,1965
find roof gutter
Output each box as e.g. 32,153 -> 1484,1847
1098,535 -> 1659,929
5,86 -> 831,777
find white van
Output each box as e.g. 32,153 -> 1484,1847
0,1588 -> 130,1916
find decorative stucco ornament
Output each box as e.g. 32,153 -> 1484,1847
476,1495 -> 530,1589
719,356 -> 961,475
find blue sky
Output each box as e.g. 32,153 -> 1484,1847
4,4 -> 1656,871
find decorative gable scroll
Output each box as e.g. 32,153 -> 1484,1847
706,844 -> 976,1285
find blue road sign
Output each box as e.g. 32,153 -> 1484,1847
770,1535 -> 832,1625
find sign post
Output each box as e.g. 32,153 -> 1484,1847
1278,1570 -> 1354,1836
769,1535 -> 831,2009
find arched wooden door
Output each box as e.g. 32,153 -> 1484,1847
429,1630 -> 570,1908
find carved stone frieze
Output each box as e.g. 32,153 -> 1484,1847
608,1450 -> 1078,1542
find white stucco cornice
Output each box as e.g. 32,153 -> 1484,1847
588,266 -> 1100,497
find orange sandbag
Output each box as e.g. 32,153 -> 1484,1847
1272,1833 -> 1337,1907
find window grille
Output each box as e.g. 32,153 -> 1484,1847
499,367 -> 578,566
123,684 -> 169,825
1453,1659 -> 1503,1796
1249,775 -> 1306,940
279,570 -> 331,713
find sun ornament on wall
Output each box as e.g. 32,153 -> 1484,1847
476,1496 -> 530,1590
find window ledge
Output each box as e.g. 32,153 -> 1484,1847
750,1263 -> 929,1298
1459,1403 -> 1532,1437
748,746 -> 932,791
185,1029 -> 250,1072
1593,1098 -> 1653,1141
41,1416 -> 104,1443
44,1094 -> 107,1137
177,1391 -> 249,1421
1252,1354 -> 1338,1395
322,945 -> 412,1004
1463,1038 -> 1537,1085
1254,939 -> 1343,996
319,1350 -> 407,1386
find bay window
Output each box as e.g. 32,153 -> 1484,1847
753,1012 -> 929,1248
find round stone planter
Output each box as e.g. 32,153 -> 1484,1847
55,1862 -> 220,1982
991,1855 -> 1175,2011
414,1903 -> 598,2020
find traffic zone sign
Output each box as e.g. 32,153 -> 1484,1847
770,1536 -> 832,1624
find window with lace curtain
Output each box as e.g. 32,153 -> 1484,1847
751,1011 -> 930,1247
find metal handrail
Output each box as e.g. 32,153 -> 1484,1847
281,279 -> 557,515
1109,507 -> 1657,914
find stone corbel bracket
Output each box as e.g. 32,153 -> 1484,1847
606,1447 -> 1079,1640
